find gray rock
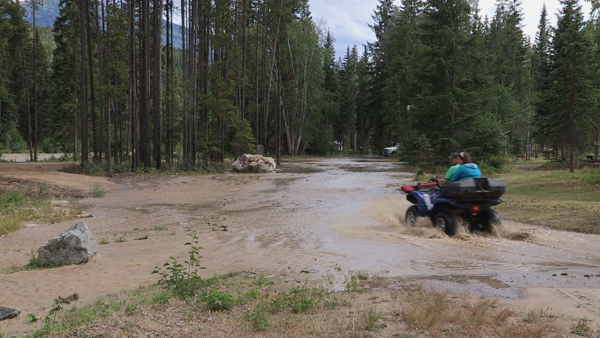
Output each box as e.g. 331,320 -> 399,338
0,306 -> 20,321
37,221 -> 98,267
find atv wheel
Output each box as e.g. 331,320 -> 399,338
479,209 -> 501,232
405,206 -> 422,227
433,212 -> 456,236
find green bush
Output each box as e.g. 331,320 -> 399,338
152,234 -> 205,299
244,304 -> 271,331
202,290 -> 234,311
269,287 -> 320,314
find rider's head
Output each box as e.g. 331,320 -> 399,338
449,152 -> 464,165
449,152 -> 473,164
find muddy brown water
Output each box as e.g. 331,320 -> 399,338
1,157 -> 600,334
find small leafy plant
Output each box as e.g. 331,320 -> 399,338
152,233 -> 205,298
202,290 -> 234,311
114,234 -> 127,243
571,318 -> 591,336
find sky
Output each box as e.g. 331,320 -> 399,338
309,0 -> 593,59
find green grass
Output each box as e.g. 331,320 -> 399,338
494,166 -> 600,233
0,190 -> 49,235
10,271 -> 565,338
0,183 -> 79,235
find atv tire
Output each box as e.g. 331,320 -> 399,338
479,209 -> 501,232
405,206 -> 422,227
434,212 -> 456,236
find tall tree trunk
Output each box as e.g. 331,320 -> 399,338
181,0 -> 187,162
595,127 -> 599,161
79,0 -> 89,165
0,44 -> 3,134
165,0 -> 171,164
569,48 -> 577,173
276,39 -> 282,165
33,2 -> 38,161
169,0 -> 174,164
19,36 -> 33,162
190,0 -> 197,165
264,0 -> 284,154
85,0 -> 98,162
104,0 -> 111,171
129,0 -> 138,171
140,0 -> 150,168
152,0 -> 162,169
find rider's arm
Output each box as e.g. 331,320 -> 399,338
445,165 -> 459,183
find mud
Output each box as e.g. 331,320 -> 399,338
1,157 -> 600,334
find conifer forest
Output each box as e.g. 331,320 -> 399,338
0,0 -> 599,173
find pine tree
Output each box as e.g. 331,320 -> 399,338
546,0 -> 594,172
414,0 -> 475,154
533,4 -> 555,154
381,0 -> 423,148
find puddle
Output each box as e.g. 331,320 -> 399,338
339,165 -> 407,173
277,165 -> 325,174
272,177 -> 304,187
419,274 -> 511,289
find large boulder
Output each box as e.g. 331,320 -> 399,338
0,307 -> 20,321
37,221 -> 98,267
232,154 -> 277,173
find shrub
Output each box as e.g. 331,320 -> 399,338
244,304 -> 270,331
152,233 -> 205,299
202,290 -> 234,311
90,183 -> 105,198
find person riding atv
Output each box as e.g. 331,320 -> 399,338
402,176 -> 505,236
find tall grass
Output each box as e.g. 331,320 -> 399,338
0,190 -> 45,234
494,166 -> 600,233
20,272 -> 562,338
0,188 -> 78,235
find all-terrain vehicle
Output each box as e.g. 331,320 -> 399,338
401,177 -> 506,236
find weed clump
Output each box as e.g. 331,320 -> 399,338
202,290 -> 234,311
90,182 -> 105,197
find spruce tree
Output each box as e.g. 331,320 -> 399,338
546,0 -> 594,172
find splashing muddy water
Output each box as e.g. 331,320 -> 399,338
1,157 -> 600,333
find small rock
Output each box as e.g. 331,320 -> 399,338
0,306 -> 20,321
57,293 -> 79,304
561,273 -> 568,276
585,275 -> 591,278
300,270 -> 310,273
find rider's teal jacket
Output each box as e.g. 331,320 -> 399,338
450,163 -> 481,182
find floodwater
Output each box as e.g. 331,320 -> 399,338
1,156 -> 600,333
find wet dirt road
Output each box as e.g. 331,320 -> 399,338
1,157 -> 600,333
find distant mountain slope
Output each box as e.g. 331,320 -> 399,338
22,0 -> 182,48
23,0 -> 60,27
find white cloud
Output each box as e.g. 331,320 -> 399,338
309,0 -> 377,58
